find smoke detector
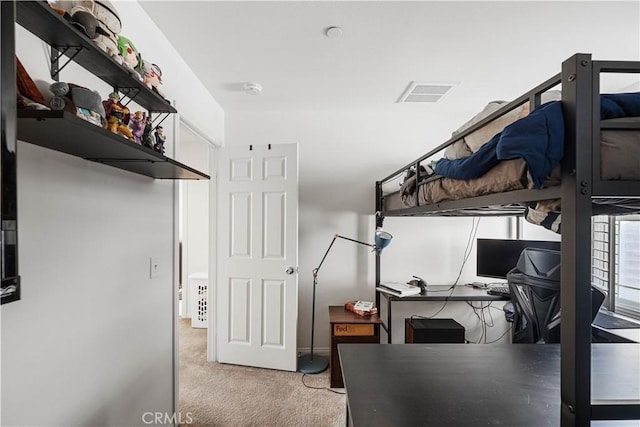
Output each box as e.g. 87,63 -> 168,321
397,82 -> 458,103
325,26 -> 343,39
243,82 -> 263,95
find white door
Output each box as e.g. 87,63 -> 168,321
217,143 -> 299,371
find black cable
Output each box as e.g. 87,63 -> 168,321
410,284 -> 455,320
466,301 -> 499,343
451,218 -> 481,288
301,373 -> 346,395
486,325 -> 513,344
466,301 -> 495,327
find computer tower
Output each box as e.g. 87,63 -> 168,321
405,318 -> 465,343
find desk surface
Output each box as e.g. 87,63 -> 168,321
339,343 -> 640,426
378,285 -> 509,302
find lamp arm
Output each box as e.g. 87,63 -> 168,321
312,234 -> 375,278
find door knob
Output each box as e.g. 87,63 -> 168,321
285,267 -> 297,275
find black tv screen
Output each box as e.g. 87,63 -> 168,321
476,238 -> 561,279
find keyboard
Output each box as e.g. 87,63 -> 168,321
487,286 -> 510,297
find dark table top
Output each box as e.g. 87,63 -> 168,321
339,343 -> 640,426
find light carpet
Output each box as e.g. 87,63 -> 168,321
179,318 -> 346,427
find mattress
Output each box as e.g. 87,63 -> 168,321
382,117 -> 640,231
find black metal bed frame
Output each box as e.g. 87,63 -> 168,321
374,53 -> 640,426
1,2 -> 20,305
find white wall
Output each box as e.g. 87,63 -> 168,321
1,2 -> 222,426
177,124 -> 212,318
226,111 -> 522,349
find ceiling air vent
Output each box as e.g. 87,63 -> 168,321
397,82 -> 457,103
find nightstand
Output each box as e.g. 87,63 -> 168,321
329,305 -> 381,388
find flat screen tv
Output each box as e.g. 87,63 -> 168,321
476,238 -> 561,279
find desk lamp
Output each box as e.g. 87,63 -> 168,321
297,229 -> 393,374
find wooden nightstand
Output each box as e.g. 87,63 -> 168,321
329,305 -> 381,388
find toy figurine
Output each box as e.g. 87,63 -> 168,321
128,111 -> 146,145
103,92 -> 133,140
59,1 -> 123,64
141,117 -> 155,149
153,125 -> 166,154
142,60 -> 162,90
117,35 -> 143,81
142,60 -> 169,102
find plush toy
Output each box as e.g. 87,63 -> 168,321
103,92 -> 132,140
153,125 -> 166,154
128,111 -> 146,145
49,81 -> 106,127
56,1 -> 123,64
117,35 -> 143,81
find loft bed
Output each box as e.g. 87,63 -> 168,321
374,54 -> 640,425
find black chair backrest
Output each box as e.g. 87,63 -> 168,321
507,247 -> 606,344
507,248 -> 561,344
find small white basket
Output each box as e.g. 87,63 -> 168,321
188,272 -> 208,328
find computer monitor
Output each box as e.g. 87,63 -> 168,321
476,238 -> 561,279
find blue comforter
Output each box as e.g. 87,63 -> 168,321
434,93 -> 640,188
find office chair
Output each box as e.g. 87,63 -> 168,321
506,248 -> 606,344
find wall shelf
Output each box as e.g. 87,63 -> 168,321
14,1 -> 210,180
16,1 -> 176,113
18,110 -> 209,180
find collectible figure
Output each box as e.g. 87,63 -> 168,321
103,92 -> 133,140
57,1 -> 123,64
154,125 -> 166,154
142,60 -> 169,102
117,35 -> 143,81
128,111 -> 146,145
142,60 -> 162,90
141,117 -> 155,149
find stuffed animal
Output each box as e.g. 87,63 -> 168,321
153,125 -> 166,154
103,92 -> 132,140
49,81 -> 106,127
56,1 -> 123,64
128,111 -> 146,145
117,35 -> 143,81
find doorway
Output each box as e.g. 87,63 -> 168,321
174,116 -> 217,418
178,121 -> 212,322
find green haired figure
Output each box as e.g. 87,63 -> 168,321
117,35 -> 142,81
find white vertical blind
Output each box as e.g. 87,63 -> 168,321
591,215 -> 640,319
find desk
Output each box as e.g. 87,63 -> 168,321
339,343 -> 640,426
377,285 -> 509,343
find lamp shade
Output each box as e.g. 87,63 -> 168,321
374,229 -> 393,253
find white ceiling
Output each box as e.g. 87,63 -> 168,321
139,1 -> 640,115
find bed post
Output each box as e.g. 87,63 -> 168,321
1,1 -> 21,305
375,183 -> 383,313
560,53 -> 595,427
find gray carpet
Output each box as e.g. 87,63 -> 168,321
179,318 -> 346,427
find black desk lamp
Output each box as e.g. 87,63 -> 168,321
297,229 -> 393,374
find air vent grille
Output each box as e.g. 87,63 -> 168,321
398,82 -> 457,103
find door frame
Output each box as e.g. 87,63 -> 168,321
172,112 -> 221,423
